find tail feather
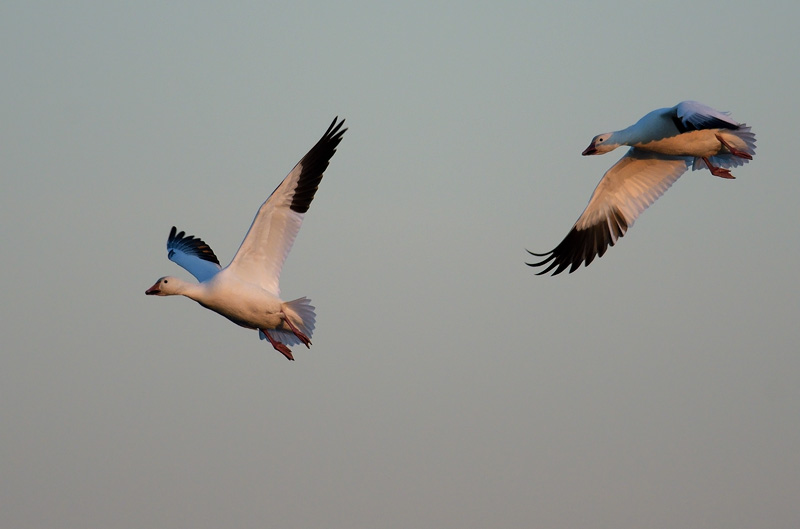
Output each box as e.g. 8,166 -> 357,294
258,297 -> 316,347
692,125 -> 756,171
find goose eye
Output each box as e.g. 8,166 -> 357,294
164,279 -> 168,284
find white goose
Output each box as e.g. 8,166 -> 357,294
528,101 -> 755,275
146,118 -> 346,360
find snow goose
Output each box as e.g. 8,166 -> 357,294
527,101 -> 755,275
146,118 -> 346,360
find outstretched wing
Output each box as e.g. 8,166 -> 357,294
528,149 -> 691,275
227,117 -> 347,296
166,226 -> 221,282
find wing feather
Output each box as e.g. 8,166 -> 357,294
166,226 -> 221,282
527,149 -> 691,275
675,100 -> 739,132
227,118 -> 346,296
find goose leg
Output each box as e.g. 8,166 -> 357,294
261,328 -> 294,360
702,157 -> 735,179
281,311 -> 312,348
716,134 -> 753,159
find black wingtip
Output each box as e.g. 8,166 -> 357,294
288,117 -> 347,214
525,249 -> 550,257
325,116 -> 347,137
167,226 -> 221,265
526,207 -> 628,276
525,252 -> 563,276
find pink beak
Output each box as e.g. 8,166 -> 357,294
145,282 -> 161,295
582,143 -> 597,156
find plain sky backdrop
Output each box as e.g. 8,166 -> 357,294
3,1 -> 799,528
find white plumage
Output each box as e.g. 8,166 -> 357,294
146,118 -> 346,360
528,101 -> 755,275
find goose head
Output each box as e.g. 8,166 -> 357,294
145,276 -> 182,296
582,133 -> 619,156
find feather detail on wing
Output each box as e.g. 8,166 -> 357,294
675,100 -> 739,132
166,226 -> 221,282
527,149 -> 692,275
228,118 -> 346,296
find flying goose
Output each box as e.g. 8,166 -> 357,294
146,118 -> 346,360
528,101 -> 755,275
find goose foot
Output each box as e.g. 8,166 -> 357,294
703,157 -> 736,179
716,134 -> 752,160
261,328 -> 294,360
281,311 -> 312,348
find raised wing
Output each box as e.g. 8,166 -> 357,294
675,100 -> 739,132
167,226 -> 221,282
528,149 -> 692,275
227,117 -> 346,296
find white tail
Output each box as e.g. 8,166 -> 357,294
692,125 -> 756,171
259,297 -> 316,347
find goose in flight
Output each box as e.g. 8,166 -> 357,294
146,118 -> 346,360
527,101 -> 755,275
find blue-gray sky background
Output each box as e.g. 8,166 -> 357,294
3,1 -> 799,528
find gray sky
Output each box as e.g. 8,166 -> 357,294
3,1 -> 799,528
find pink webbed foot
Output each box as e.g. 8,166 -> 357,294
261,329 -> 294,361
281,311 -> 311,349
702,157 -> 736,179
715,133 -> 753,160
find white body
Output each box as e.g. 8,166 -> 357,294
146,118 -> 346,357
528,101 -> 755,275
